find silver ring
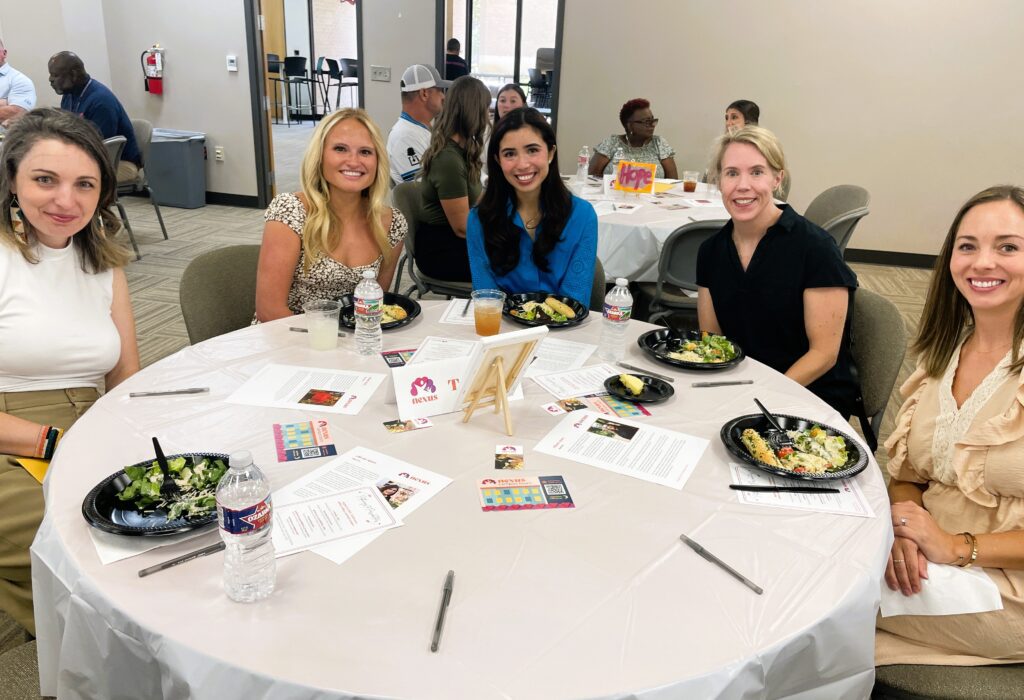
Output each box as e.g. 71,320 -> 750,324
893,559 -> 905,564
899,517 -> 907,526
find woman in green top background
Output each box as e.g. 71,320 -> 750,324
416,75 -> 491,282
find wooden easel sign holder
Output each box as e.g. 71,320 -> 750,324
461,327 -> 546,436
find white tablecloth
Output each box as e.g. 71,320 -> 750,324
32,302 -> 891,699
585,182 -> 728,283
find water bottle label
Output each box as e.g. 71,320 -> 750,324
355,296 -> 382,319
604,303 -> 632,322
220,497 -> 272,535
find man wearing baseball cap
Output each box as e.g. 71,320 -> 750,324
387,64 -> 450,185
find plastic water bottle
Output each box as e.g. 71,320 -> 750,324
610,147 -> 625,199
217,450 -> 276,603
354,269 -> 383,356
598,277 -> 633,362
575,145 -> 590,184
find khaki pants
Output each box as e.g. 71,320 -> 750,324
0,388 -> 99,635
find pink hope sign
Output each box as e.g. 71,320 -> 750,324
614,161 -> 657,194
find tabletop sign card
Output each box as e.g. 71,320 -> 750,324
614,161 -> 658,194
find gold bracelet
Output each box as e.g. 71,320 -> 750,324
957,532 -> 978,569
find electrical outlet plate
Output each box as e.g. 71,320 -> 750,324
214,147 -> 225,162
370,65 -> 390,82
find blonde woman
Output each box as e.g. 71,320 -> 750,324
255,108 -> 406,321
695,126 -> 858,417
0,108 -> 139,634
415,75 -> 492,283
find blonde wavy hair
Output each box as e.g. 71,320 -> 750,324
298,108 -> 393,271
708,125 -> 790,201
1,107 -> 129,272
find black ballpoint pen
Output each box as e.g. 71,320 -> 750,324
138,541 -> 225,578
730,485 -> 840,494
679,534 -> 763,595
430,570 -> 455,652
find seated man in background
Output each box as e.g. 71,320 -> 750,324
47,51 -> 142,184
0,38 -> 36,127
387,64 -> 448,185
445,38 -> 469,80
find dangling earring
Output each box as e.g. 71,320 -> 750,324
95,214 -> 108,240
10,195 -> 26,241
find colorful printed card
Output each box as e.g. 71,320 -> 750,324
383,417 -> 433,433
477,475 -> 575,511
541,393 -> 651,418
273,419 -> 338,462
495,444 -> 524,470
614,161 -> 657,194
381,348 -> 417,368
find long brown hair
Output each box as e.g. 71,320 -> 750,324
420,76 -> 490,187
0,107 -> 128,272
914,185 -> 1024,376
297,108 -> 393,272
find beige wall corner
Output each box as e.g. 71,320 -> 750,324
557,0 -> 1024,256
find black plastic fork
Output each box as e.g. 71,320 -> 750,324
152,437 -> 180,497
753,398 -> 797,455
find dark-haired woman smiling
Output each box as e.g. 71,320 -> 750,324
467,108 -> 597,305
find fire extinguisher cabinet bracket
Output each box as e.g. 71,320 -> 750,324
148,129 -> 207,209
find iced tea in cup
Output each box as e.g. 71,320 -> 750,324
682,170 -> 700,193
302,299 -> 341,350
472,289 -> 505,336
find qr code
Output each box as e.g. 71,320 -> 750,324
544,483 -> 566,496
300,447 -> 322,458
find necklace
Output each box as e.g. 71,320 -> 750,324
519,210 -> 540,230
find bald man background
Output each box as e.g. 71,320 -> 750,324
48,51 -> 141,183
0,38 -> 36,127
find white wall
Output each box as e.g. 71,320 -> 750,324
101,1 -> 257,197
360,0 -> 436,132
0,0 -> 257,198
557,0 -> 1024,256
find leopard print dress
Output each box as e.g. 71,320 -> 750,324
264,192 -> 407,315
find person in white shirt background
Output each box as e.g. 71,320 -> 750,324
386,64 -> 449,185
0,37 -> 36,128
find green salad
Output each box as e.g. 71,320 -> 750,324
117,455 -> 228,520
509,300 -> 568,323
667,332 -> 737,363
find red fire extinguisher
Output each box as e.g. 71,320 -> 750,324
141,45 -> 165,95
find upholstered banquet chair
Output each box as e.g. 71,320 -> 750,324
179,245 -> 261,344
804,184 -> 871,253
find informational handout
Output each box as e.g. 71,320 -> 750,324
272,485 -> 401,557
531,363 -> 622,399
439,298 -> 477,325
226,363 -> 385,415
728,463 -> 875,518
409,336 -> 477,362
273,446 -> 452,565
534,410 -> 707,489
525,337 -> 596,378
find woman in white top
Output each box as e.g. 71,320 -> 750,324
0,107 -> 139,635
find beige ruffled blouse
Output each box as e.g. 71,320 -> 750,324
876,354 -> 1024,666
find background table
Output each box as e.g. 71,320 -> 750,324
584,182 -> 728,282
32,302 -> 891,699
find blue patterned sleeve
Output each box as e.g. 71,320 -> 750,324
466,208 -> 498,291
560,197 -> 599,306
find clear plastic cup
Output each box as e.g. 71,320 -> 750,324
302,299 -> 341,350
471,289 -> 505,336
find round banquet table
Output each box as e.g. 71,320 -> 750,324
586,182 -> 728,283
31,302 -> 892,699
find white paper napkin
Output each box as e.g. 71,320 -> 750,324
879,564 -> 1003,617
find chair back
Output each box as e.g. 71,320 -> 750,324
528,68 -> 545,89
850,288 -> 906,426
315,56 -> 327,75
340,58 -> 359,79
656,221 -> 722,293
535,48 -> 555,74
804,185 -> 871,252
284,56 -> 307,78
590,257 -> 607,312
325,58 -> 342,80
130,118 -> 153,167
391,181 -> 422,254
179,245 -> 261,344
267,53 -> 281,75
103,136 -> 127,171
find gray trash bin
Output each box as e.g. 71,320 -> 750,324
148,129 -> 206,209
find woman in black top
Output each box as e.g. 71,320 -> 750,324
695,126 -> 859,416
